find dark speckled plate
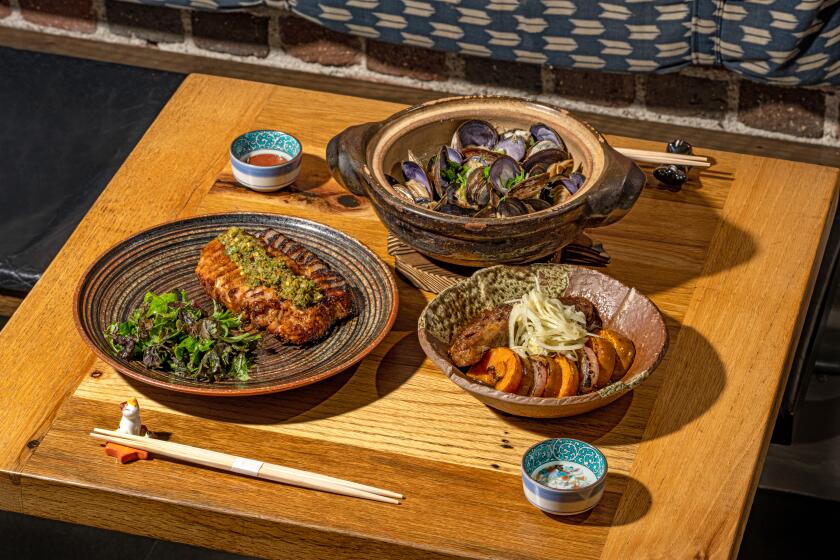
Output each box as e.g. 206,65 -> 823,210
74,213 -> 398,396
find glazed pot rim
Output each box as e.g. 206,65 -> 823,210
365,95 -> 609,226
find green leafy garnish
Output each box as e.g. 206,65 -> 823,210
218,227 -> 322,308
104,290 -> 261,383
442,161 -> 461,184
505,169 -> 526,189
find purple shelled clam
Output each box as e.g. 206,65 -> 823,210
389,120 -> 584,218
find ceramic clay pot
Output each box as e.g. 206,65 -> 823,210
326,96 -> 645,267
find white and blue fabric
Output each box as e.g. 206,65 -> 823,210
128,0 -> 840,86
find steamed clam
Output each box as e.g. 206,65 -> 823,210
493,136 -> 527,161
530,123 -> 566,151
452,120 -> 498,152
392,120 -> 586,218
496,198 -> 529,218
488,156 -> 523,197
401,161 -> 434,203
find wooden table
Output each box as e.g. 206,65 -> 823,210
0,74 -> 837,559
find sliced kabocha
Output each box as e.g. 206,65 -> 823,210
466,350 -> 496,386
468,347 -> 525,393
553,354 -> 580,398
598,329 -> 636,381
585,335 -> 617,388
488,347 -> 524,393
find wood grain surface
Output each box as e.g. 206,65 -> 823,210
0,74 -> 837,559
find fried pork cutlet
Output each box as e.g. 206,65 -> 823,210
195,227 -> 353,345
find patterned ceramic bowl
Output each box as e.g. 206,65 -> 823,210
521,438 -> 608,515
230,130 -> 302,192
418,264 -> 668,418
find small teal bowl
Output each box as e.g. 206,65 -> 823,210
521,438 -> 608,515
229,130 -> 303,192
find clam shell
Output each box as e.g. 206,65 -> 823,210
489,155 -> 523,196
530,123 -> 566,152
493,136 -> 527,162
452,120 -> 498,151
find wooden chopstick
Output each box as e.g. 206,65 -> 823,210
91,431 -> 400,504
616,147 -> 708,162
91,429 -> 402,504
93,429 -> 403,500
615,147 -> 711,168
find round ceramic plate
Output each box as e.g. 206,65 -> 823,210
74,213 -> 398,396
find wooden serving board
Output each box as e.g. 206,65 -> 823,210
387,233 -> 611,293
0,75 -> 837,560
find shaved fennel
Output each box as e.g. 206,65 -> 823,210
508,279 -> 589,357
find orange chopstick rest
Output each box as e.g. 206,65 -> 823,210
104,441 -> 149,464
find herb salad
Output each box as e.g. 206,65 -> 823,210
104,290 -> 261,382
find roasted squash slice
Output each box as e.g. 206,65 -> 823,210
487,347 -> 524,394
586,335 -> 617,388
599,329 -> 636,381
553,354 -> 580,398
466,351 -> 496,386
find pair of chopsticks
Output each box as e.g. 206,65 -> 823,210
615,147 -> 710,168
91,428 -> 403,504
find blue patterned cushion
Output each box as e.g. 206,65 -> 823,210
129,0 -> 840,86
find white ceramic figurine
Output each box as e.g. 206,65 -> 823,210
117,397 -> 143,436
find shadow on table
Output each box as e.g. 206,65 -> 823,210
232,153 -> 370,213
293,153 -> 334,192
597,188 -> 757,301
491,325 -> 725,446
542,472 -> 651,527
125,331 -> 424,425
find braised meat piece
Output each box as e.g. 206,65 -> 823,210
560,296 -> 602,331
195,228 -> 353,345
448,304 -> 512,367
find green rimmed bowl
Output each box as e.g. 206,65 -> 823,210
417,264 -> 668,418
521,438 -> 608,515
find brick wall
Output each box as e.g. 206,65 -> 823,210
2,0 -> 838,147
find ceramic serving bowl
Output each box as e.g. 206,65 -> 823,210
521,438 -> 608,515
417,264 -> 668,418
230,130 -> 302,192
327,96 -> 645,267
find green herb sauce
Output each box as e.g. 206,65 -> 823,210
217,227 -> 323,308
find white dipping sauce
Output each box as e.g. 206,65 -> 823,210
533,461 -> 597,490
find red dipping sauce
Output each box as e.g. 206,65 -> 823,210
246,152 -> 288,166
